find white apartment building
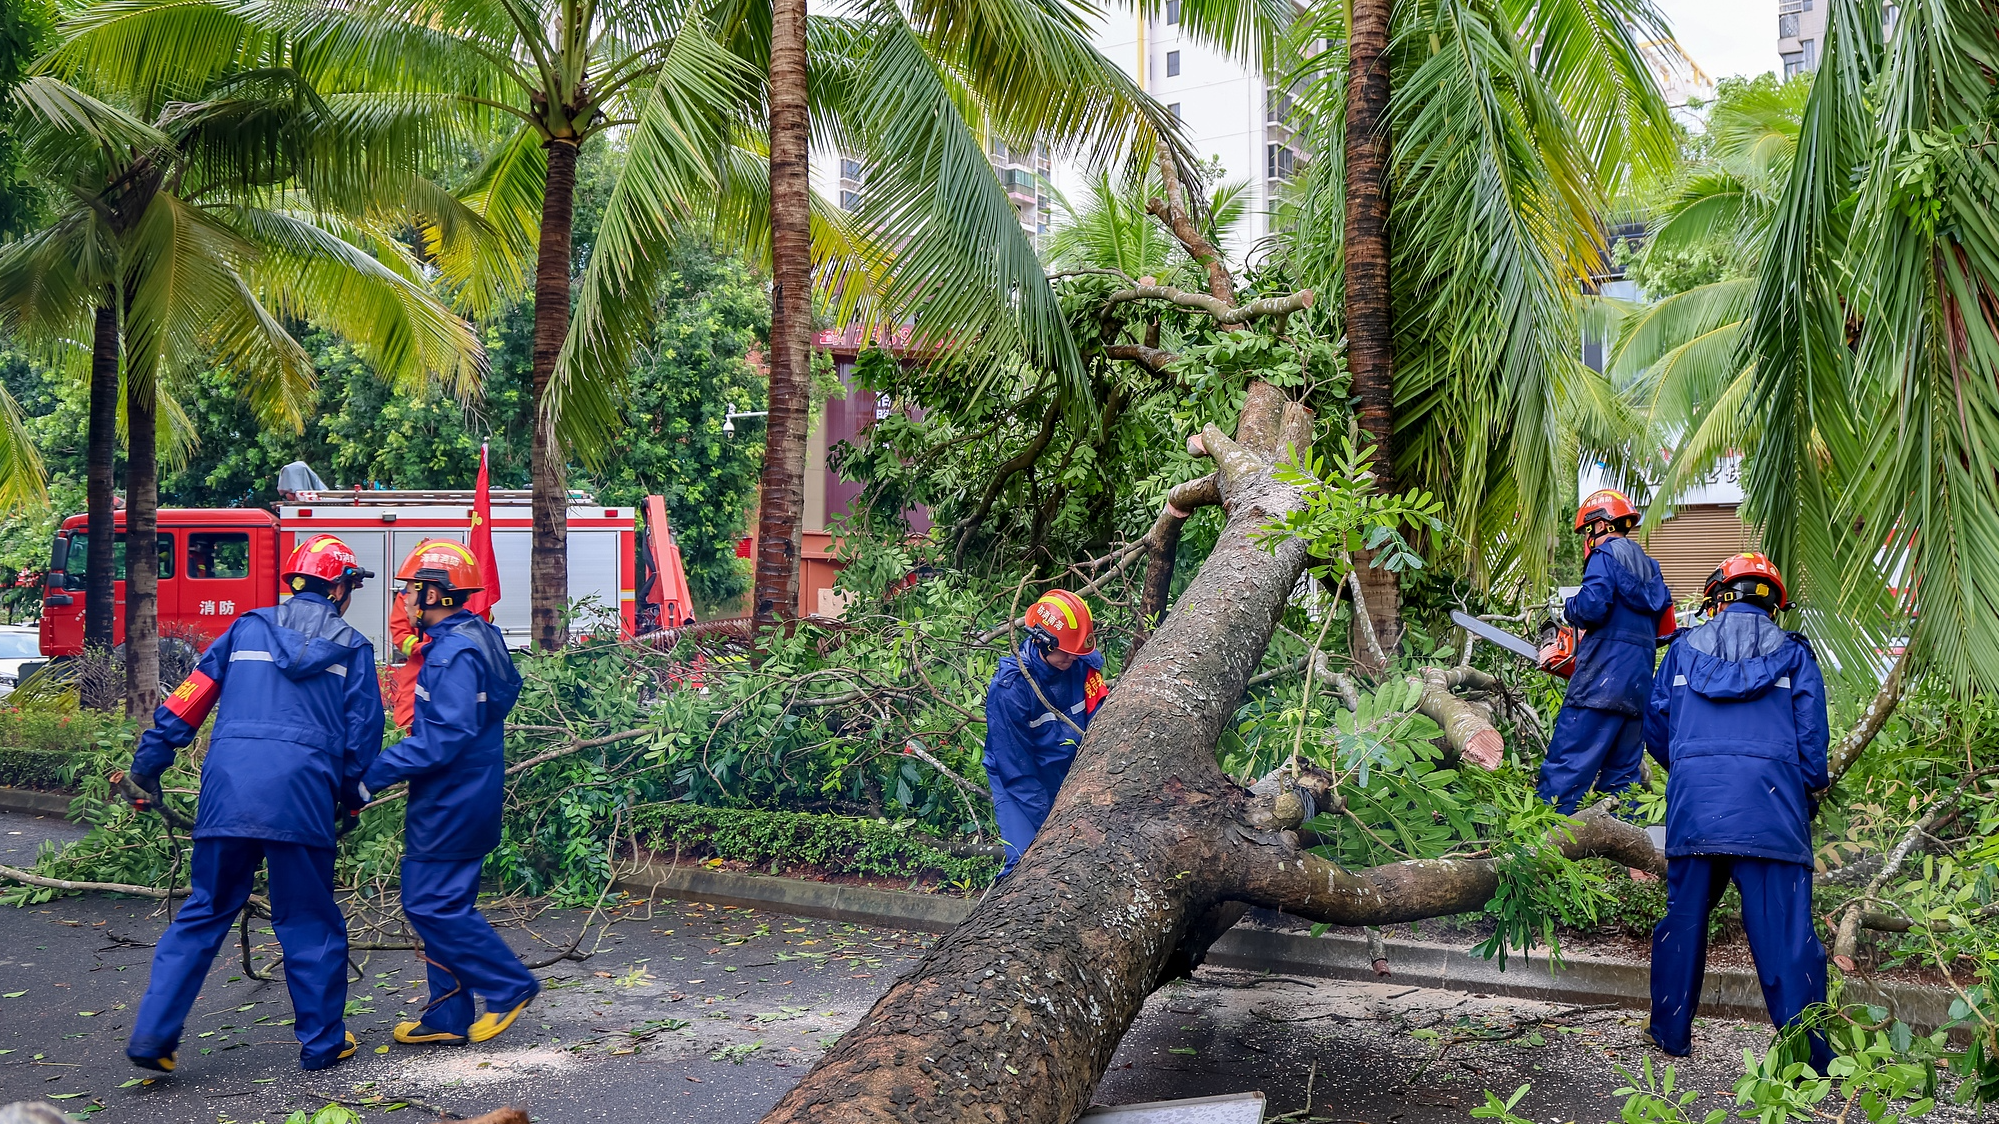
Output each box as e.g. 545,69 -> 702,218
1051,3 -> 1300,257
807,4 -> 1295,256
1776,0 -> 1826,77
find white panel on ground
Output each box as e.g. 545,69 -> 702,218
566,531 -> 620,634
342,532 -> 390,656
490,531 -> 532,648
1079,1093 -> 1264,1123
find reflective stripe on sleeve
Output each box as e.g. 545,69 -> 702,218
414,684 -> 431,701
230,650 -> 274,663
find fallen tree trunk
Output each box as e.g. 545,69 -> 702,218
759,386 -> 1660,1124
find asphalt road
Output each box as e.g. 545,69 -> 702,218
1,809 -> 1967,1124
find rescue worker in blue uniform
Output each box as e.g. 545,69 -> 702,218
1539,489 -> 1676,813
124,534 -> 382,1073
360,540 -> 536,1048
1644,552 -> 1832,1072
984,590 -> 1108,876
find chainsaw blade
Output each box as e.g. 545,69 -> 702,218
1449,610 -> 1542,663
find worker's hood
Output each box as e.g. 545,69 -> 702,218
1595,535 -> 1673,615
1679,604 -> 1799,702
261,593 -> 370,680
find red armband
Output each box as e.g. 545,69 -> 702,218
163,668 -> 220,726
1656,604 -> 1679,638
1084,669 -> 1108,715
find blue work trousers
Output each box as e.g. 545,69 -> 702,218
128,838 -> 349,1069
1538,704 -> 1645,814
401,858 -> 538,1035
1650,855 -> 1832,1072
987,761 -> 1073,876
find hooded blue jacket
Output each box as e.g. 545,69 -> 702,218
1564,535 -> 1673,716
361,611 -> 523,861
983,645 -> 1106,786
131,593 -> 384,849
1644,602 -> 1830,866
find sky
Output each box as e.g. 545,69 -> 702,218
1657,0 -> 1783,86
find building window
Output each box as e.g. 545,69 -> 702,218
1267,89 -> 1293,122
1801,38 -> 1817,68
1165,50 -> 1180,76
840,157 -> 863,179
1267,143 -> 1295,179
1781,50 -> 1805,78
1778,12 -> 1798,36
1166,0 -> 1180,22
840,189 -> 862,210
1168,102 -> 1181,120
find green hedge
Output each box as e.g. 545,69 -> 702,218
0,745 -> 77,791
631,802 -> 998,888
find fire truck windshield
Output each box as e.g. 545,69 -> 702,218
63,533 -> 175,580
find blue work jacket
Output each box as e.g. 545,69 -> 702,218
982,646 -> 1106,786
1564,535 -> 1673,716
1643,602 -> 1830,866
130,593 -> 383,849
361,611 -> 523,862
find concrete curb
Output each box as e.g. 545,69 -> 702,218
615,862 -> 1958,1032
0,787 -> 77,819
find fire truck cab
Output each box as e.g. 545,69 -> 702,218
40,508 -> 281,657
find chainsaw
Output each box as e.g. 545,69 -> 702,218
1451,610 -> 1577,678
1452,595 -> 1679,680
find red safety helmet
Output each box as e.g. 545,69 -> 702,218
1703,551 -> 1790,613
282,534 -> 373,593
395,539 -> 484,609
1574,489 -> 1640,533
1025,589 -> 1095,656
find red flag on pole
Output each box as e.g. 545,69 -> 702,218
464,444 -> 500,617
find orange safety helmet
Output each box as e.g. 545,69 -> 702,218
1025,589 -> 1095,656
1574,488 -> 1640,533
282,534 -> 373,593
1702,551 -> 1790,614
395,539 -> 484,609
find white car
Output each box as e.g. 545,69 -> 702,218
0,624 -> 43,696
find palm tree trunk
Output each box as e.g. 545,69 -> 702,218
753,0 -> 814,628
1343,0 -> 1400,666
83,297 -> 119,710
124,372 -> 159,725
529,138 -> 579,652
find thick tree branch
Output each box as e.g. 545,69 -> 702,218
1829,647 -> 1909,785
1103,343 -> 1179,375
1104,284 -> 1315,326
1238,802 -> 1663,926
1414,666 -> 1504,769
1150,152 -> 1234,303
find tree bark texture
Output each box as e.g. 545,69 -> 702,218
84,298 -> 120,708
758,384 -> 1662,1124
754,0 -> 815,628
1344,0 -> 1400,668
124,372 -> 158,725
529,139 -> 578,652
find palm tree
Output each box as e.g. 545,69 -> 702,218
1638,0 -> 1999,692
1604,76 -> 1809,522
0,71 -> 482,714
1274,0 -> 1676,627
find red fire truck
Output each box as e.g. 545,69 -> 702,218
37,487 -> 663,663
